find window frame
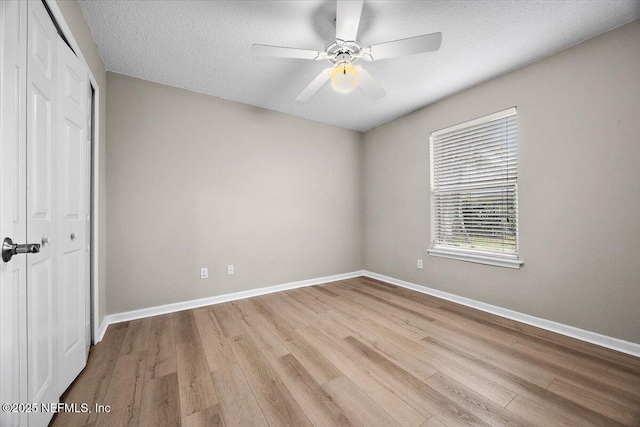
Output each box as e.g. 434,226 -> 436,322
428,107 -> 523,269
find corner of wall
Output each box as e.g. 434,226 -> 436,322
357,130 -> 367,271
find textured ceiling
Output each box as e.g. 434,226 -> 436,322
79,1 -> 640,132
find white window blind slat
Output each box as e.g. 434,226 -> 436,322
434,121 -> 517,147
436,148 -> 517,164
436,146 -> 517,163
435,147 -> 517,167
429,108 -> 520,266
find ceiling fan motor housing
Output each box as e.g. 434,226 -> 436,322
325,40 -> 362,64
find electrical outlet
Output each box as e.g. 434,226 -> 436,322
417,259 -> 423,269
200,268 -> 208,279
227,265 -> 234,276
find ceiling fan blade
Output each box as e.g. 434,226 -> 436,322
367,32 -> 442,61
252,44 -> 325,60
336,0 -> 364,42
356,66 -> 386,99
296,69 -> 332,102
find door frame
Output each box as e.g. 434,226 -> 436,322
44,0 -> 103,344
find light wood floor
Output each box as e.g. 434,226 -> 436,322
52,276 -> 640,427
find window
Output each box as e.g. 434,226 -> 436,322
428,107 -> 522,268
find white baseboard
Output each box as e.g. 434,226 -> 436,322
94,270 -> 365,343
362,270 -> 640,358
95,319 -> 109,344
94,268 -> 640,358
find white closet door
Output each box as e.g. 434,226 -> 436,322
2,3 -> 91,425
26,1 -> 59,425
0,1 -> 28,426
57,35 -> 89,391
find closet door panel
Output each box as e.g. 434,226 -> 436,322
0,1 -> 28,426
26,2 -> 59,426
57,35 -> 89,393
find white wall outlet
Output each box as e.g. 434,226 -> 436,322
417,259 -> 423,269
200,268 -> 208,279
227,265 -> 234,276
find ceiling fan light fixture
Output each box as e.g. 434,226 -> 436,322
256,0 -> 441,102
330,62 -> 358,93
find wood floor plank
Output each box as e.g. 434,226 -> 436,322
424,372 -> 534,427
331,293 -> 427,341
331,286 -> 437,338
296,325 -> 429,427
418,320 -> 556,388
273,353 -> 355,427
411,292 -> 640,380
348,314 -> 518,407
193,306 -> 237,371
250,298 -> 342,385
230,334 -> 312,427
494,316 -> 640,375
555,368 -> 640,412
420,417 -> 447,427
349,287 -> 439,325
286,288 -> 332,314
175,310 -> 219,417
145,314 -> 177,381
53,326 -> 128,427
313,285 -> 341,298
512,339 -> 640,396
211,363 -> 269,427
120,318 -> 152,356
371,319 -> 518,406
174,310 -> 200,346
96,351 -> 147,427
505,395 -> 576,427
300,286 -> 339,305
546,378 -> 640,426
426,295 -> 640,387
261,293 -> 312,328
278,291 -> 352,339
322,376 -> 402,427
138,372 -> 180,427
433,323 -> 640,411
228,299 -> 290,361
324,309 -> 438,380
211,303 -> 247,339
176,339 -> 219,417
327,280 -> 354,291
181,405 -> 225,427
421,320 -> 640,413
419,336 -> 627,427
351,284 -> 519,347
342,335 -> 490,427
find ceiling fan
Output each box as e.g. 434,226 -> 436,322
252,0 -> 442,102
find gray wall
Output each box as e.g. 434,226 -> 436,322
106,73 -> 362,314
363,20 -> 640,343
105,19 -> 639,344
55,0 -> 108,327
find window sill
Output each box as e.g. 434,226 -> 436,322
428,248 -> 524,269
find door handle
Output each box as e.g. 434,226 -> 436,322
2,237 -> 41,262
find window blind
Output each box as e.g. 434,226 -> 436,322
429,108 -> 519,263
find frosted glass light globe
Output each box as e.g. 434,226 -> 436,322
331,63 -> 358,93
